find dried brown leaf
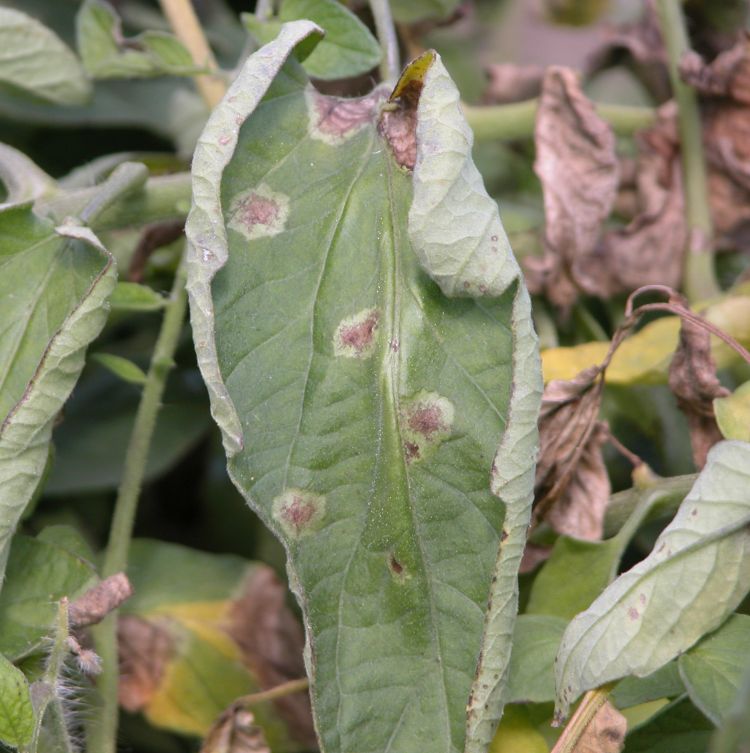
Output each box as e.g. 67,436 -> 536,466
598,104 -> 687,292
225,568 -> 316,748
533,365 -> 610,540
118,614 -> 174,711
679,34 -> 750,105
482,63 -> 544,104
68,572 -> 133,628
574,701 -> 626,753
704,103 -> 750,193
526,66 -> 619,310
201,708 -> 269,753
668,300 -> 730,469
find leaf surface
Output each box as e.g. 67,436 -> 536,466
243,0 -> 381,81
186,23 -> 540,753
555,441 -> 750,719
679,614 -> 750,725
624,698 -> 713,753
0,206 -> 114,582
0,8 -> 91,105
0,652 -> 33,747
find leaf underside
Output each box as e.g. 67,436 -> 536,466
187,22 -> 540,753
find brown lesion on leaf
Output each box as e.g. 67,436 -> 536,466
227,184 -> 289,241
306,86 -> 384,146
387,552 -> 410,582
399,390 -> 454,464
333,308 -> 380,359
271,488 -> 326,540
379,50 -> 436,170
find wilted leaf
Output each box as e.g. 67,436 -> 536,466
668,299 -> 729,468
186,23 -> 540,753
0,143 -> 56,210
533,366 -> 610,539
483,64 -> 544,104
679,614 -> 750,725
77,0 -> 203,79
714,381 -> 750,441
0,533 -> 97,660
525,67 -> 619,310
555,441 -> 750,719
0,653 -> 33,747
69,572 -> 133,628
243,0 -> 381,81
0,7 -> 91,105
120,540 -> 312,749
0,206 -> 114,582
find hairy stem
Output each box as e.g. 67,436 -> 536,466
369,0 -> 400,82
656,0 -> 719,302
158,0 -> 226,108
89,255 -> 188,753
465,100 -> 656,141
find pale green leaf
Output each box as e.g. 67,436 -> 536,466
0,653 -> 33,746
0,206 -> 114,583
504,615 -> 566,704
555,441 -> 750,719
390,0 -> 461,23
714,381 -> 750,442
679,614 -> 750,725
408,53 -> 517,298
0,143 -> 56,210
109,281 -> 166,312
90,352 -> 147,385
77,0 -> 202,79
0,534 -> 96,660
243,0 -> 381,81
0,8 -> 91,105
611,662 -> 684,709
710,664 -> 750,753
186,26 -> 540,753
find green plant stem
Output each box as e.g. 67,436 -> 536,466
368,0 -> 400,82
158,0 -> 226,108
464,100 -> 656,141
656,0 -> 719,303
89,255 -> 189,753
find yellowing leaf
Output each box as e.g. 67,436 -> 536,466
714,381 -> 750,442
489,706 -> 548,753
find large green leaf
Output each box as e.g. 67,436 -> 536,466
555,441 -> 750,719
0,7 -> 91,105
186,22 -> 540,753
0,207 -> 114,583
679,614 -> 750,725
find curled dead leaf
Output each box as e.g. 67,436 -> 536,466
525,66 -> 619,310
679,34 -> 750,105
668,295 -> 730,469
201,707 -> 269,753
533,365 -> 610,540
482,63 -> 544,104
68,572 -> 133,628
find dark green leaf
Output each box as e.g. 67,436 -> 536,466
624,698 -> 714,753
679,614 -> 750,725
612,662 -> 685,709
